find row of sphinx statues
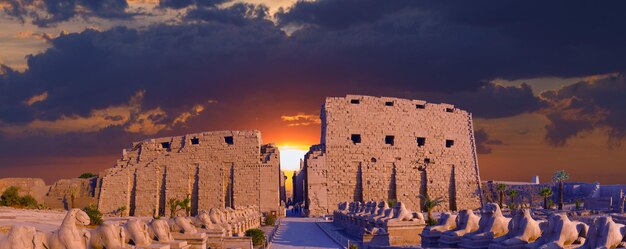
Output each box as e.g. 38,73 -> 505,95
333,201 -> 426,235
422,203 -> 626,249
0,206 -> 261,249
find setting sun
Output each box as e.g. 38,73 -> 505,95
278,145 -> 309,171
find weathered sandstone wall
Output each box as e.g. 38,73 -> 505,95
97,130 -> 280,216
304,95 -> 483,216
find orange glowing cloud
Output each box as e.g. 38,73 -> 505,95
280,113 -> 320,127
2,91 -> 213,136
23,91 -> 48,106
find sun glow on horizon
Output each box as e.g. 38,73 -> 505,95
278,145 -> 308,171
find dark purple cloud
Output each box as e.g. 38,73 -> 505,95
542,75 -> 626,147
474,129 -> 504,154
1,0 -> 134,27
1,0 -> 626,170
278,0 -> 626,81
447,83 -> 546,119
158,0 -> 229,9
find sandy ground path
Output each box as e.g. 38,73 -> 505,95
0,207 -> 68,233
270,217 -> 341,249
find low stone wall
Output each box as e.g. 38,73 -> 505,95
0,177 -> 98,210
0,178 -> 50,204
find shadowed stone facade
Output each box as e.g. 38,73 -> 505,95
304,95 -> 483,216
97,130 -> 280,216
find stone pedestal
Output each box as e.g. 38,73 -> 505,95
488,243 -> 531,249
135,245 -> 171,249
164,240 -> 191,249
202,229 -> 226,249
223,237 -> 253,249
438,234 -> 464,248
363,222 -> 426,247
420,233 -> 443,248
173,232 -> 207,249
458,237 -> 495,249
386,222 -> 426,246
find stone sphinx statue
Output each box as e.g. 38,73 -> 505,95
420,212 -> 458,247
425,212 -> 458,234
357,201 -> 378,220
438,209 -> 481,247
464,203 -> 511,240
350,202 -> 361,215
209,208 -> 232,236
0,225 -> 47,249
360,201 -> 373,215
124,219 -> 153,246
577,216 -> 626,249
488,208 -> 542,249
375,203 -> 397,226
149,218 -> 190,249
194,210 -> 223,230
369,201 -> 390,223
150,219 -> 174,242
338,202 -> 348,212
526,212 -> 588,249
46,208 -> 91,249
387,202 -> 425,224
90,223 -> 130,249
348,202 -> 357,214
169,216 -> 198,234
458,203 -> 510,248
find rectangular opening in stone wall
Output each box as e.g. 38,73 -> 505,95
224,136 -> 234,145
385,135 -> 395,146
351,134 -> 361,144
446,139 -> 455,148
416,104 -> 425,109
161,142 -> 171,149
417,137 -> 426,147
350,99 -> 360,104
424,158 -> 431,164
385,101 -> 394,106
191,137 -> 199,145
446,108 -> 454,113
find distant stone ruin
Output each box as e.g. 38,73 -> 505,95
303,95 -> 483,216
97,130 -> 280,216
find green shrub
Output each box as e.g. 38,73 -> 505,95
19,195 -> 39,209
349,244 -> 359,249
427,217 -> 437,226
575,199 -> 583,210
388,199 -> 397,208
79,173 -> 96,179
0,186 -> 21,206
245,228 -> 265,246
548,199 -> 556,209
265,213 -> 277,226
84,204 -> 103,225
0,187 -> 39,209
116,206 -> 128,216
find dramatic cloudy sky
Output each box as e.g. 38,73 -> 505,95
1,0 -> 625,185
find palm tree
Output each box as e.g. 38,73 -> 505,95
507,189 -> 519,209
419,194 -> 445,225
552,170 -> 569,210
496,183 -> 506,208
539,187 -> 553,209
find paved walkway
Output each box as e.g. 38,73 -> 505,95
270,217 -> 342,249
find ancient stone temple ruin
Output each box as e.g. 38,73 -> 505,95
97,130 -> 280,216
304,95 -> 483,216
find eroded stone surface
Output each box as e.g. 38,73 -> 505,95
304,95 -> 482,216
97,130 -> 280,216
